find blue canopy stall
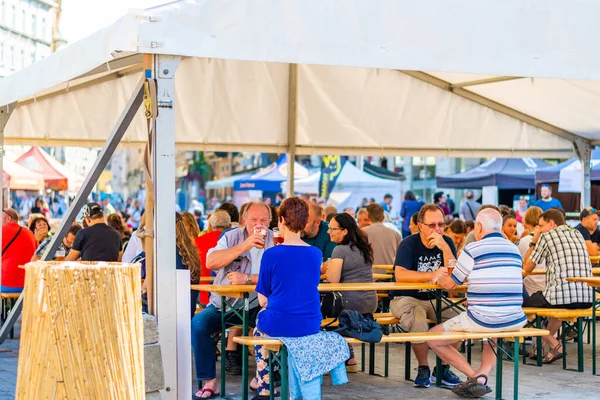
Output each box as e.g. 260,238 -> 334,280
233,154 -> 311,205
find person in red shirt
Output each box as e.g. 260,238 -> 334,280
2,208 -> 37,292
196,211 -> 232,304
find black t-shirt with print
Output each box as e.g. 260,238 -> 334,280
389,233 -> 457,300
72,223 -> 122,262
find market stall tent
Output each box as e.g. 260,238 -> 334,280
15,147 -> 84,192
2,160 -> 44,191
436,158 -> 549,189
287,161 -> 402,214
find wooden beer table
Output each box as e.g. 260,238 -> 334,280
567,276 -> 600,375
193,282 -> 467,397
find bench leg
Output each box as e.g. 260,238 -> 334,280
368,343 -> 376,375
384,343 -> 389,377
361,343 -> 365,372
269,352 -> 274,400
280,346 -> 289,400
513,337 -> 520,400
577,317 -> 584,373
562,322 -> 567,370
495,339 -> 503,400
404,343 -> 411,381
536,316 -> 543,367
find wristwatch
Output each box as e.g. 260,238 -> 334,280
529,242 -> 537,248
245,274 -> 252,285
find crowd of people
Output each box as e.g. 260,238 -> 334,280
1,182 -> 595,399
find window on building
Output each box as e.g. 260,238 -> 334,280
11,5 -> 15,28
41,17 -> 45,38
0,43 -> 4,67
9,46 -> 14,69
31,13 -> 36,36
21,9 -> 25,31
1,1 -> 5,24
20,49 -> 24,68
31,50 -> 35,65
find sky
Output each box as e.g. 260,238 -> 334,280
60,0 -> 167,43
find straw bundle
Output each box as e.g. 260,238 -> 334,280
16,261 -> 144,399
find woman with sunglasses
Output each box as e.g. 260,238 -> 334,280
327,213 -> 377,372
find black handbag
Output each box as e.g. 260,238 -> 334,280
321,291 -> 344,319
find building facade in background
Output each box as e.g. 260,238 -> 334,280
0,0 -> 55,78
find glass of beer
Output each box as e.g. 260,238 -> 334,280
253,225 -> 267,249
273,228 -> 284,245
447,259 -> 456,276
56,249 -> 66,262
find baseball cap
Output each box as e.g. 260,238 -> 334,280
82,202 -> 103,218
580,206 -> 598,220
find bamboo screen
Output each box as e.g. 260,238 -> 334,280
16,261 -> 144,399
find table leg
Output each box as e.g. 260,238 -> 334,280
577,317 -> 584,372
220,296 -> 227,397
241,294 -> 250,400
594,292 -> 597,375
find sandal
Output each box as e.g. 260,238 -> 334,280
193,388 -> 220,399
528,345 -> 541,360
451,374 -> 490,398
542,344 -> 564,364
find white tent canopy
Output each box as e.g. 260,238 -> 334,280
1,0 -> 600,157
286,162 -> 402,214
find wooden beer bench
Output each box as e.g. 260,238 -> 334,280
235,327 -> 549,400
522,307 -> 593,371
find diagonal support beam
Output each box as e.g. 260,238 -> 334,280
450,76 -> 523,88
0,77 -> 145,344
400,70 -> 583,146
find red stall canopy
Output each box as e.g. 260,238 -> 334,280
2,159 -> 45,191
15,147 -> 84,192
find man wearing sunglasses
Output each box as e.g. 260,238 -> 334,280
574,206 -> 600,256
389,203 -> 460,389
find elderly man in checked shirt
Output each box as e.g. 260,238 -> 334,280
522,208 -> 593,365
427,208 -> 527,398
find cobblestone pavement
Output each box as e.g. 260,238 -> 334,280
3,321 -> 600,399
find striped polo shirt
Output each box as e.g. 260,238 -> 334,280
451,232 -> 526,329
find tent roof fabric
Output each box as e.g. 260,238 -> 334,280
436,158 -> 549,189
0,1 -> 599,157
362,162 -> 405,181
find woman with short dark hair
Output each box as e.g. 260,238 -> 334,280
29,216 -> 51,244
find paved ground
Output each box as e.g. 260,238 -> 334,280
3,321 -> 600,399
